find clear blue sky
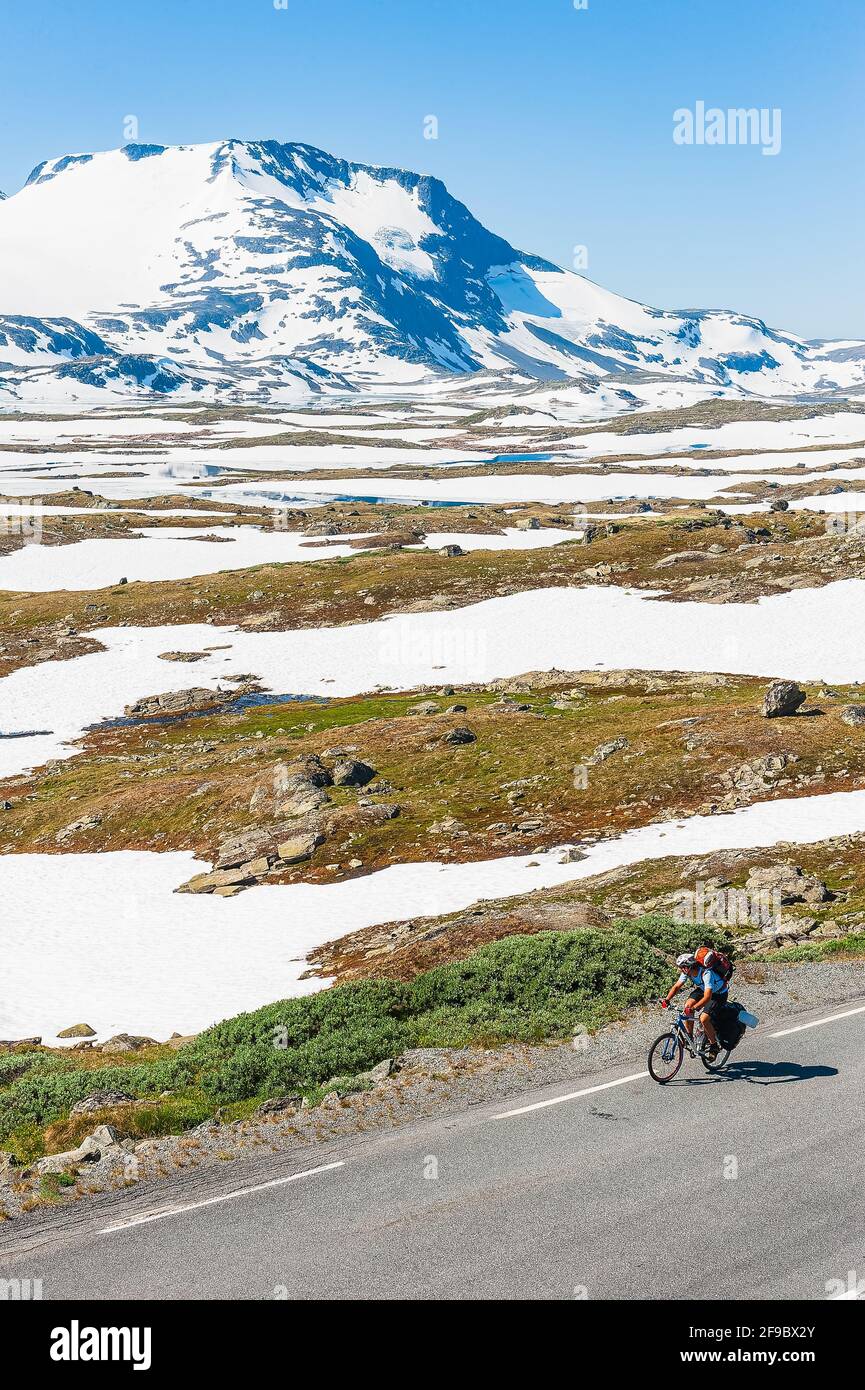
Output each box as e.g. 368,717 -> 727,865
1,0 -> 862,338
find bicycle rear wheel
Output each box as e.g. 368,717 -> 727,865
701,1047 -> 731,1073
648,1031 -> 683,1083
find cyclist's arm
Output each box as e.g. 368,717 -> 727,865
665,977 -> 686,1003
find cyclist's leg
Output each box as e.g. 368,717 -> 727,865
701,996 -> 720,1048
684,988 -> 701,1039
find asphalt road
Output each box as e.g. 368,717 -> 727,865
3,999 -> 864,1300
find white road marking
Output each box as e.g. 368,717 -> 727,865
828,1287 -> 865,1300
492,1071 -> 648,1120
99,1160 -> 345,1233
769,1004 -> 865,1039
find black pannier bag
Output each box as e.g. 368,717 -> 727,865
717,1000 -> 747,1051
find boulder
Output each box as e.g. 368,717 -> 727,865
722,752 -> 796,794
841,705 -> 865,726
654,550 -> 713,568
359,803 -> 401,826
440,544 -> 465,557
276,831 -> 325,865
745,863 -> 830,905
585,736 -> 629,766
331,758 -> 376,787
71,1092 -> 136,1115
280,754 -> 333,790
408,700 -> 440,715
178,865 -> 257,894
55,814 -> 102,844
196,822 -> 329,890
429,817 -> 465,835
36,1150 -> 89,1176
37,1124 -> 123,1175
99,1034 -> 158,1054
275,774 -> 330,818
57,1023 -> 96,1039
443,726 -> 476,745
256,1094 -> 302,1116
214,827 -> 280,870
762,680 -> 806,718
242,857 -> 271,878
81,1124 -> 122,1152
255,758 -> 334,817
124,687 -> 222,719
516,517 -> 541,531
557,846 -> 588,864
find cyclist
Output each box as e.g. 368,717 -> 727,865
663,952 -> 728,1060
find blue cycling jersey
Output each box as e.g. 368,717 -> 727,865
678,967 -> 728,997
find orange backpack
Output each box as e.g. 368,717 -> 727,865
695,945 -> 734,982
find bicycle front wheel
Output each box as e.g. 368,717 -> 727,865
648,1031 -> 683,1083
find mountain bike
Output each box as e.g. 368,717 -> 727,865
647,1004 -> 731,1083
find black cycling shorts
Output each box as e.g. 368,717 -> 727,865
688,987 -> 726,1022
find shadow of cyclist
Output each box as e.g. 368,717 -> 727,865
684,1059 -> 838,1086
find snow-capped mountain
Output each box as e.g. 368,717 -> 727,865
0,138 -> 862,403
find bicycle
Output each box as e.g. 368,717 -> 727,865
647,1003 -> 731,1083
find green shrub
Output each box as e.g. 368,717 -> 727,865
193,978 -> 409,1055
0,1057 -> 191,1143
618,914 -> 732,960
0,1051 -> 66,1089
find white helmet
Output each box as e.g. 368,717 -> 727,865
676,952 -> 697,969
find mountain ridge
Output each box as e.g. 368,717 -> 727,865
0,137 -> 862,404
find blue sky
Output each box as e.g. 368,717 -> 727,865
1,0 -> 862,338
